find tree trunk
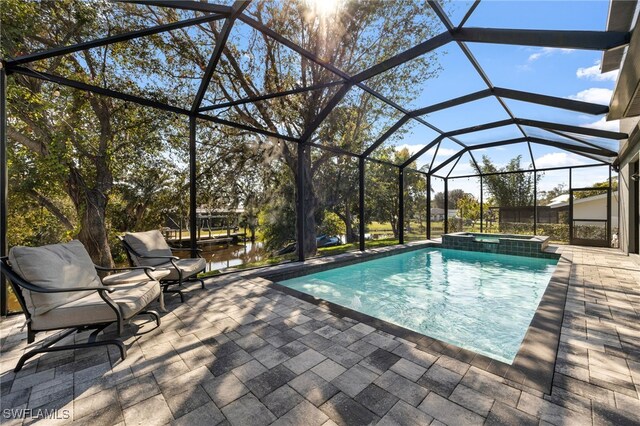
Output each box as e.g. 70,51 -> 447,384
298,147 -> 317,257
344,203 -> 355,243
74,190 -> 113,267
390,210 -> 399,239
68,169 -> 114,268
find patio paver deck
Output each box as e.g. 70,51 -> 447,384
1,245 -> 639,425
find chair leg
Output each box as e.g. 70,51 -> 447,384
14,328 -> 126,373
158,292 -> 166,312
163,285 -> 185,303
185,276 -> 206,289
87,324 -> 109,343
141,310 -> 161,327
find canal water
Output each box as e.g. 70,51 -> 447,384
201,241 -> 268,271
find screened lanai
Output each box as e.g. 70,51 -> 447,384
0,0 -> 634,314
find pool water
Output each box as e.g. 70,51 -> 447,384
474,236 -> 500,243
279,248 -> 557,363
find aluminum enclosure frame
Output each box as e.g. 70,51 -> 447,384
0,0 -> 632,314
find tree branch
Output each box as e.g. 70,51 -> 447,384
26,189 -> 75,231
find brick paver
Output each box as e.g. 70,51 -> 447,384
1,245 -> 639,425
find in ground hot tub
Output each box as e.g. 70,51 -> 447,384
441,232 -> 556,258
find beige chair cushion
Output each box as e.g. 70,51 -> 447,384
156,258 -> 206,281
123,230 -> 172,267
31,280 -> 161,330
8,240 -> 100,316
102,269 -> 171,285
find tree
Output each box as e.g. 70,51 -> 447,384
538,183 -> 567,206
433,189 -> 466,209
365,147 -> 422,238
404,171 -> 427,233
472,155 -> 541,207
573,178 -> 617,199
2,1 -> 198,265
457,193 -> 480,224
155,0 -> 445,256
3,0 -> 445,263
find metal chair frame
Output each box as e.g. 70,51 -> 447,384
0,257 -> 161,372
118,235 -> 206,303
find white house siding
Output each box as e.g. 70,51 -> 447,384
571,193 -> 619,229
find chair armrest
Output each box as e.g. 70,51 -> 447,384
95,265 -> 160,281
95,265 -> 156,272
21,284 -> 116,294
137,255 -> 180,261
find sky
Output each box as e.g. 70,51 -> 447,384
72,0 -> 625,198
377,0 -> 623,197
144,0 -> 623,198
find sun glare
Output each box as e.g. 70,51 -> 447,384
306,0 -> 342,18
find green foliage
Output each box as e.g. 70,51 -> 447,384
473,155 -> 541,207
2,0 -> 447,265
573,178 -> 617,199
318,212 -> 346,237
260,183 -> 297,251
496,222 -> 535,235
538,183 -> 568,206
456,193 -> 480,222
433,189 -> 467,209
536,224 -> 570,243
365,147 -> 424,239
404,170 -> 427,235
447,218 -> 463,233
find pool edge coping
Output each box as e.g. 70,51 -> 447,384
252,241 -> 569,395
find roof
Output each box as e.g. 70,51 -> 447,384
2,0 -> 637,177
549,192 -> 618,209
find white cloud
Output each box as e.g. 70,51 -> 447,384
535,152 -> 588,168
583,116 -> 620,132
397,143 -> 426,156
450,162 -> 475,175
569,88 -> 612,105
396,144 -> 459,158
436,148 -> 459,158
527,47 -> 574,62
576,60 -> 618,82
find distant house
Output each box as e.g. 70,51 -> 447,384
430,208 -> 458,221
485,192 -> 618,229
549,193 -> 619,228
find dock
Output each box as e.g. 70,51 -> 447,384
166,232 -> 247,248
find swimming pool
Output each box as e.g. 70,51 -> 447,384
279,248 -> 557,363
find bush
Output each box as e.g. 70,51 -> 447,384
536,224 -> 569,243
447,218 -> 463,232
498,222 -> 534,235
573,224 -> 606,240
318,211 -> 345,237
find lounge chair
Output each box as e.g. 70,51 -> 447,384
119,230 -> 206,303
1,240 -> 162,372
98,266 -> 170,311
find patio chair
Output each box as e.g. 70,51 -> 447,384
1,240 -> 162,372
119,230 -> 206,303
98,266 -> 171,311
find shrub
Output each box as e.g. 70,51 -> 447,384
498,222 -> 534,235
536,224 -> 569,243
447,218 -> 463,232
318,211 -> 345,237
